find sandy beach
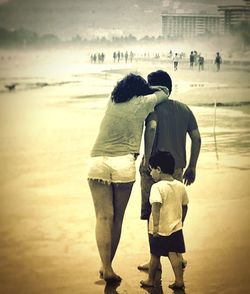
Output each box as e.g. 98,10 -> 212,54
0,49 -> 250,294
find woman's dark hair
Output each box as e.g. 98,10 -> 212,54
111,73 -> 154,103
147,70 -> 172,94
149,151 -> 175,175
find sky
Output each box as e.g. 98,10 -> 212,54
0,0 -> 247,39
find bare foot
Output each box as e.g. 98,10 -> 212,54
103,270 -> 122,283
140,279 -> 154,287
99,269 -> 104,279
137,262 -> 162,271
168,282 -> 185,289
138,262 -> 150,271
99,266 -> 121,282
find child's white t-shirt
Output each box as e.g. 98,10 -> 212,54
148,179 -> 189,236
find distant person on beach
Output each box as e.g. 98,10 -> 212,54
87,74 -> 169,283
98,53 -> 102,63
125,51 -> 128,63
173,53 -> 179,71
194,51 -> 198,66
129,51 -> 134,63
113,51 -> 117,63
190,51 -> 194,69
215,52 -> 222,71
198,53 -> 204,71
138,70 -> 201,272
90,54 -> 94,63
101,52 -> 105,63
140,151 -> 188,290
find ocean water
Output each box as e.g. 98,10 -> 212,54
1,48 -> 250,172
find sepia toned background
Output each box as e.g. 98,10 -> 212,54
0,1 -> 250,293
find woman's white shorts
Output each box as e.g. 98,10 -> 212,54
87,154 -> 136,184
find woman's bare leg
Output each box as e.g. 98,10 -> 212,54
88,179 -> 119,280
111,182 -> 134,262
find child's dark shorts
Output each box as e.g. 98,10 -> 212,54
149,229 -> 186,257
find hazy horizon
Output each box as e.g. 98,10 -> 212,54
0,0 -> 247,39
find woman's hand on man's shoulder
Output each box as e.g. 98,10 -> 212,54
150,85 -> 169,95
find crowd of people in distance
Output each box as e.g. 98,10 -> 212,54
90,52 -> 105,63
174,50 -> 222,71
189,50 -> 205,71
112,50 -> 135,63
89,50 -> 223,71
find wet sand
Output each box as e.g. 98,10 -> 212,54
0,55 -> 250,293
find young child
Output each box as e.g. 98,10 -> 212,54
140,151 -> 189,289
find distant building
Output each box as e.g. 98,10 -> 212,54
161,12 -> 224,38
218,0 -> 250,34
161,0 -> 250,39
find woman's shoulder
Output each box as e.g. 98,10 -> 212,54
171,179 -> 185,186
130,93 -> 156,104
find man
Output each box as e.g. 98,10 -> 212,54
173,53 -> 179,71
138,70 -> 201,271
189,51 -> 194,69
198,53 -> 204,71
215,52 -> 222,71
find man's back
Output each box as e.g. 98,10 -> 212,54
149,100 -> 198,169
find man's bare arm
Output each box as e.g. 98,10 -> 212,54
143,112 -> 157,168
182,205 -> 188,223
184,129 -> 201,185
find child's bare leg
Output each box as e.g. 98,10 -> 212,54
178,253 -> 187,269
140,254 -> 160,287
168,252 -> 184,288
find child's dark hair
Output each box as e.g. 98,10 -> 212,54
147,70 -> 172,94
111,73 -> 155,103
149,151 -> 175,175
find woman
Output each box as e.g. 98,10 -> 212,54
87,73 -> 169,283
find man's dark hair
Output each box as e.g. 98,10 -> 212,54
111,73 -> 154,103
147,70 -> 172,94
149,151 -> 175,175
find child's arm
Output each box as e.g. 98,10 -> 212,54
151,202 -> 162,237
182,205 -> 188,224
181,184 -> 189,225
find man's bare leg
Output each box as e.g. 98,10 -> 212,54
140,254 -> 160,287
